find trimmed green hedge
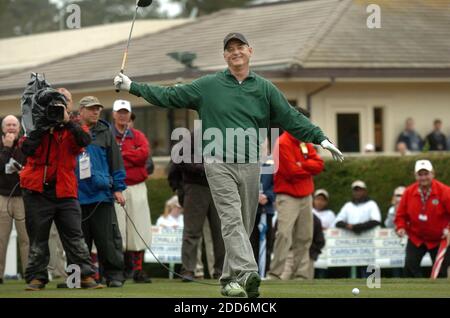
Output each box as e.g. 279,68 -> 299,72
314,153 -> 450,218
146,178 -> 174,223
146,153 -> 450,222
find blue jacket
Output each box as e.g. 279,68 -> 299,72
258,160 -> 275,215
76,120 -> 126,205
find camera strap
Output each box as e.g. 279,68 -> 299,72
43,131 -> 53,186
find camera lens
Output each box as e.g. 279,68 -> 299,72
47,105 -> 65,123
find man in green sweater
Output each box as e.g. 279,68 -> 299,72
114,32 -> 344,298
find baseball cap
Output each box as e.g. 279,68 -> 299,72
351,180 -> 367,190
223,32 -> 249,49
113,100 -> 131,112
314,189 -> 329,200
79,96 -> 103,109
415,159 -> 433,173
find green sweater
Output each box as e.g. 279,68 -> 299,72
130,69 -> 327,162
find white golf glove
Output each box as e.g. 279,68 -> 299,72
114,73 -> 132,92
321,139 -> 344,162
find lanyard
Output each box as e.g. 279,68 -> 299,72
419,187 -> 431,214
117,128 -> 129,151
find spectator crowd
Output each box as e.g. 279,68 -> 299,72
1,105 -> 449,294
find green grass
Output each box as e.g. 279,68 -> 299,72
1,278 -> 449,298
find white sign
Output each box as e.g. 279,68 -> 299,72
144,226 -> 183,264
315,228 -> 432,268
143,227 -> 432,269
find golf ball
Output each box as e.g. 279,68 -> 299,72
352,288 -> 360,295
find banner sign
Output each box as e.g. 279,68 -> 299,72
315,228 -> 432,268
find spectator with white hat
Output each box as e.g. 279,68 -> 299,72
112,99 -> 153,284
395,159 -> 450,277
334,180 -> 381,233
334,180 -> 382,278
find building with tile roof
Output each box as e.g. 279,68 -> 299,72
1,0 -> 449,156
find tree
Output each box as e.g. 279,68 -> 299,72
171,0 -> 255,17
0,0 -> 59,39
60,0 -> 162,27
0,0 -> 164,39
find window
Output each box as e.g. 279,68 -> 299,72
336,113 -> 360,152
373,107 -> 384,152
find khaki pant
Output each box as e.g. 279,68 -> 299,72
0,195 -> 29,278
281,251 -> 315,280
204,163 -> 260,284
182,183 -> 224,275
194,220 -> 215,278
269,194 -> 313,280
115,182 -> 152,251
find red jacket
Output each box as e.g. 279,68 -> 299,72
20,127 -> 86,199
115,127 -> 149,186
395,179 -> 450,249
274,132 -> 324,198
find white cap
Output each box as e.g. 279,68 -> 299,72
113,100 -> 131,112
364,143 -> 375,152
314,189 -> 329,200
351,180 -> 367,190
167,195 -> 181,208
415,159 -> 433,173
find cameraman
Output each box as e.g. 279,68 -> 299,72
19,88 -> 102,291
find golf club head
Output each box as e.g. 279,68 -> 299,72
137,0 -> 153,7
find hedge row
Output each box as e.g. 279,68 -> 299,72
146,178 -> 174,223
146,153 -> 450,222
314,153 -> 450,218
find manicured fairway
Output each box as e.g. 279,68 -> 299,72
0,278 -> 449,298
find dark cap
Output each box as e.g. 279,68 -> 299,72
79,96 -> 104,109
223,32 -> 249,49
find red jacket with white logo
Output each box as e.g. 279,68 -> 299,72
395,179 -> 450,249
20,126 -> 88,198
274,132 -> 324,198
115,127 -> 150,186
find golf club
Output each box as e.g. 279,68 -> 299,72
115,0 -> 153,92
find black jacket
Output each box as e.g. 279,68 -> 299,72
0,138 -> 27,196
310,214 -> 326,261
168,133 -> 209,189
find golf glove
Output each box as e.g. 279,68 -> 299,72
321,139 -> 344,162
114,73 -> 132,92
